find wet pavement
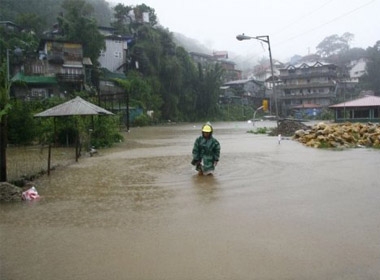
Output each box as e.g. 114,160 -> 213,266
1,121 -> 380,280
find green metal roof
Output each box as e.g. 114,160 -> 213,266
11,72 -> 58,85
100,68 -> 127,80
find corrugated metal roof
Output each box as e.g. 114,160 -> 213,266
100,68 -> 127,80
11,72 -> 57,85
223,79 -> 263,86
82,57 -> 93,66
329,95 -> 380,108
34,96 -> 114,117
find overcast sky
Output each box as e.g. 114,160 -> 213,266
117,0 -> 380,63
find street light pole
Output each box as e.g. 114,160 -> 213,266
236,34 -> 279,124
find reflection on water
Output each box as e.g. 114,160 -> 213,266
191,174 -> 220,204
1,121 -> 380,280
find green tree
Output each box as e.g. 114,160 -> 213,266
15,13 -> 46,37
57,0 -> 105,65
111,4 -> 134,35
86,0 -> 112,27
175,46 -> 198,121
7,100 -> 38,145
111,3 -> 158,35
195,63 -> 224,120
114,72 -> 163,121
316,33 -> 354,58
362,41 -> 380,95
0,0 -> 63,28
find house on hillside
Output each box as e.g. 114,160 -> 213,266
348,58 -> 367,83
220,79 -> 265,107
329,95 -> 380,123
11,38 -> 91,100
98,26 -> 135,73
0,21 -> 22,32
252,60 -> 283,88
189,51 -> 241,82
277,61 -> 338,116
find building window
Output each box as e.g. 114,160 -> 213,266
31,88 -> 47,98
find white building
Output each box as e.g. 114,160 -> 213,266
98,35 -> 132,73
348,58 -> 367,83
97,26 -> 134,73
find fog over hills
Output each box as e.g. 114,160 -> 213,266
172,32 -> 258,72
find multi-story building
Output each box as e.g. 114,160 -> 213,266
189,52 -> 242,82
98,26 -> 134,73
96,26 -> 136,108
348,58 -> 367,83
277,61 -> 338,116
220,79 -> 265,108
11,38 -> 90,100
252,60 -> 283,88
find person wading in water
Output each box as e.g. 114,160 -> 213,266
191,123 -> 220,176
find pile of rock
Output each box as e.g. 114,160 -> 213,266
269,119 -> 311,137
293,122 -> 380,148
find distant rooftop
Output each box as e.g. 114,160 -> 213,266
329,95 -> 380,108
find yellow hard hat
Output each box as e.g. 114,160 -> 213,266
202,124 -> 212,133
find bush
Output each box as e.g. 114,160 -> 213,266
91,115 -> 124,148
7,100 -> 41,145
247,127 -> 270,134
133,114 -> 151,127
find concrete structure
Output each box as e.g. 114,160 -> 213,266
277,61 -> 338,116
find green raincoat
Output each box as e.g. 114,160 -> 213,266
191,134 -> 220,173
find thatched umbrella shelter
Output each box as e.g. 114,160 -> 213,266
34,96 -> 113,117
34,96 -> 114,172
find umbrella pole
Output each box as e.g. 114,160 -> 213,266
75,118 -> 79,162
47,143 -> 51,176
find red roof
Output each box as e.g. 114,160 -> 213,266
329,95 -> 380,108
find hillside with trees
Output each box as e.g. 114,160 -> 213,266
0,0 -> 228,156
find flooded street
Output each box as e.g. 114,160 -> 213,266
1,121 -> 380,280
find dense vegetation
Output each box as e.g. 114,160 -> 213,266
0,0 -> 229,152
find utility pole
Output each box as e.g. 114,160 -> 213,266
236,34 -> 279,127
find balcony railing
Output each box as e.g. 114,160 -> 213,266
279,82 -> 336,89
280,70 -> 337,79
279,92 -> 335,100
56,73 -> 84,82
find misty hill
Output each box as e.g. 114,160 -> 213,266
172,32 -> 211,54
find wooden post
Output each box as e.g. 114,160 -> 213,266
47,144 -> 51,176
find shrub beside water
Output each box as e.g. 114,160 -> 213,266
247,127 -> 270,134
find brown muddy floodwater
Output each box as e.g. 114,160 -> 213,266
1,121 -> 380,280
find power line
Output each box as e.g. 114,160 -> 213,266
273,0 -> 336,36
274,0 -> 376,47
